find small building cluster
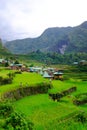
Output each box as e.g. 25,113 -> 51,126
29,67 -> 63,80
73,60 -> 87,66
10,63 -> 28,71
0,58 -> 63,80
10,64 -> 64,80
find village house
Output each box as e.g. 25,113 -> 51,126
43,71 -> 53,79
29,67 -> 42,73
0,58 -> 7,64
53,71 -> 63,80
10,63 -> 23,70
79,60 -> 87,65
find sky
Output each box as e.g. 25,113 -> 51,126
0,0 -> 87,41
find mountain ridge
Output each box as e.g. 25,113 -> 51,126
5,21 -> 87,54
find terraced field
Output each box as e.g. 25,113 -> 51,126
0,68 -> 87,129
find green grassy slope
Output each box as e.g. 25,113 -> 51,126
0,72 -> 49,96
14,80 -> 87,129
0,69 -> 87,129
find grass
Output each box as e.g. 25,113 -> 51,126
0,68 -> 87,129
13,72 -> 48,85
49,79 -> 76,93
13,78 -> 87,129
0,68 -> 14,77
0,72 -> 49,97
14,94 -> 79,129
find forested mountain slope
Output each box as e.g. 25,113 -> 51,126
5,21 -> 87,54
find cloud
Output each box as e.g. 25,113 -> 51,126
0,0 -> 87,40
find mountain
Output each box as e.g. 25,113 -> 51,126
5,21 -> 87,54
0,39 -> 10,56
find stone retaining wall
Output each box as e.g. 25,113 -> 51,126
3,83 -> 52,100
49,86 -> 77,101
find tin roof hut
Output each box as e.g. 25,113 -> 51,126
43,71 -> 53,78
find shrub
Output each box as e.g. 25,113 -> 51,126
0,76 -> 13,85
2,77 -> 13,85
0,102 -> 34,130
15,71 -> 22,74
0,76 -> 3,84
74,112 -> 87,123
4,111 -> 34,130
7,72 -> 15,78
73,93 -> 87,105
0,101 -> 13,117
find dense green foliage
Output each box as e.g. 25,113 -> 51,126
1,37 -> 87,65
0,102 -> 33,130
0,76 -> 13,85
19,51 -> 87,65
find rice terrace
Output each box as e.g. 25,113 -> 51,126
0,13 -> 87,129
0,59 -> 87,130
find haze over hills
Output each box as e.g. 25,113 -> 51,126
5,21 -> 87,54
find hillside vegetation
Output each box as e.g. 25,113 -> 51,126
17,51 -> 87,65
0,39 -> 10,56
5,21 -> 87,54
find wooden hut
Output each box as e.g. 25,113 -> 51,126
53,71 -> 63,80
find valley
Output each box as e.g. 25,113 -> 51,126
0,21 -> 87,130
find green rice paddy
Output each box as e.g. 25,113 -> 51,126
0,68 -> 87,129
